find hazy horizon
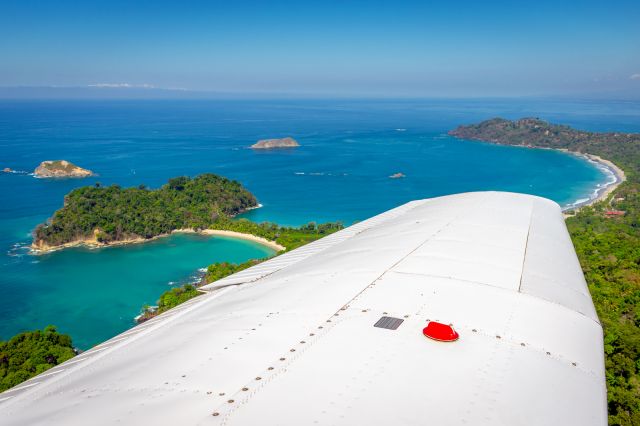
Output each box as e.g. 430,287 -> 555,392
1,0 -> 639,99
1,86 -> 640,101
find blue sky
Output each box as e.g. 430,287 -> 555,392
1,0 -> 639,97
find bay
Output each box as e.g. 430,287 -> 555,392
1,98 -> 638,348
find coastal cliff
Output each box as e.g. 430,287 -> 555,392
34,160 -> 94,178
251,137 -> 300,149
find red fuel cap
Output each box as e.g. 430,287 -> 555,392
423,321 -> 459,342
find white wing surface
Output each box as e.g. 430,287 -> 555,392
0,192 -> 606,425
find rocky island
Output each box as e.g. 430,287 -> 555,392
251,137 -> 300,149
34,160 -> 94,178
389,172 -> 406,179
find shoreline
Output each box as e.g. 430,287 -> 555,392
31,227 -> 284,255
29,203 -> 280,254
174,228 -> 285,251
561,150 -> 626,212
465,140 -> 625,215
504,144 -> 625,213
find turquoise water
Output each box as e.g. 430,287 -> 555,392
3,234 -> 274,348
1,98 -> 639,348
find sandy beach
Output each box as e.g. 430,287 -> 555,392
562,151 -> 626,212
176,229 -> 285,251
31,228 -> 285,254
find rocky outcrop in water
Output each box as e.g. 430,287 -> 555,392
34,160 -> 94,178
251,137 -> 300,149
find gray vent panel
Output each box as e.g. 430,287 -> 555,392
373,316 -> 404,330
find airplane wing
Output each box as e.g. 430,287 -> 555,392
0,192 -> 606,425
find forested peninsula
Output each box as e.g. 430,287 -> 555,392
449,117 -> 638,176
450,118 -> 640,425
32,173 -> 344,255
33,174 -> 254,251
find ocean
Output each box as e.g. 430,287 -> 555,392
1,98 -> 639,348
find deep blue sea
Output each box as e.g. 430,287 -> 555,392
1,98 -> 639,348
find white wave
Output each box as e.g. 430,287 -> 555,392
562,155 -> 622,211
562,198 -> 591,210
296,171 -> 349,177
7,242 -> 30,257
245,203 -> 263,211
